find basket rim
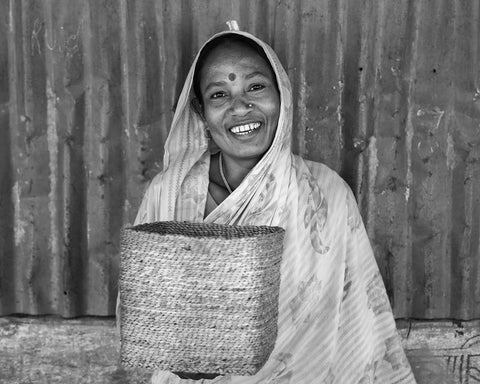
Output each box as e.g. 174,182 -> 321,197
123,221 -> 286,240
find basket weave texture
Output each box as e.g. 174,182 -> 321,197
119,221 -> 284,375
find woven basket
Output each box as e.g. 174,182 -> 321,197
119,221 -> 284,376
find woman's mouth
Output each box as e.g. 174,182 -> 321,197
229,122 -> 262,136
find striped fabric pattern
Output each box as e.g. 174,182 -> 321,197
134,30 -> 416,384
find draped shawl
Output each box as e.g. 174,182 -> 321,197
134,30 -> 416,384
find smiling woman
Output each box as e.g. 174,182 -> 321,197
127,27 -> 416,383
192,36 -> 281,216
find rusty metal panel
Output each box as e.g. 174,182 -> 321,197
0,0 -> 479,319
350,0 -> 480,320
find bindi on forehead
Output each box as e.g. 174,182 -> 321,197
228,73 -> 236,81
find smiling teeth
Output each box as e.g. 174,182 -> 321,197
230,122 -> 261,135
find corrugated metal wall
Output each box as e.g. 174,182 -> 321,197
1,0 -> 479,319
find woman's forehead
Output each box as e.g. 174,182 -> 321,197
199,43 -> 274,80
204,42 -> 265,65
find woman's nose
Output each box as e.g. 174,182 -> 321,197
230,96 -> 251,115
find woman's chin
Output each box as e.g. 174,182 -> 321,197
216,132 -> 273,160
222,144 -> 269,162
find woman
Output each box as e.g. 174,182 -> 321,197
133,26 -> 416,383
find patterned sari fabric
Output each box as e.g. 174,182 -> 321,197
134,30 -> 416,384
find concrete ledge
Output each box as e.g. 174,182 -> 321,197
398,320 -> 480,384
0,317 -> 150,384
1,317 -> 479,383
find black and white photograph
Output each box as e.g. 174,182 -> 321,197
0,1 -> 479,383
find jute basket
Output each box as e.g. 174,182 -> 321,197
119,221 -> 284,376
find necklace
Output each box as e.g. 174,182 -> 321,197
218,152 -> 233,194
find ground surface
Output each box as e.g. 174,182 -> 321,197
0,317 -> 479,383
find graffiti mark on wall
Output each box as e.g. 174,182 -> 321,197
444,336 -> 480,383
29,18 -> 83,59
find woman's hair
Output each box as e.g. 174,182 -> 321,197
192,34 -> 275,105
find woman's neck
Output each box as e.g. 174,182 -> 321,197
218,152 -> 260,191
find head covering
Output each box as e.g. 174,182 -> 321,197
135,29 -> 294,227
136,28 -> 416,384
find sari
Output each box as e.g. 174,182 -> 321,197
133,29 -> 416,384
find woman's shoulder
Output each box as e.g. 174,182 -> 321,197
292,154 -> 352,197
141,170 -> 165,195
292,155 -> 362,232
149,170 -> 165,186
133,171 -> 166,225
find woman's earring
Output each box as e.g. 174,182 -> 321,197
204,128 -> 212,139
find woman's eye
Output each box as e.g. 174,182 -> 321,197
210,91 -> 226,99
249,84 -> 265,91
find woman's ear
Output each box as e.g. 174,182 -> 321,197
191,97 -> 204,119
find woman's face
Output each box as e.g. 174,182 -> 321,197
199,42 -> 280,164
